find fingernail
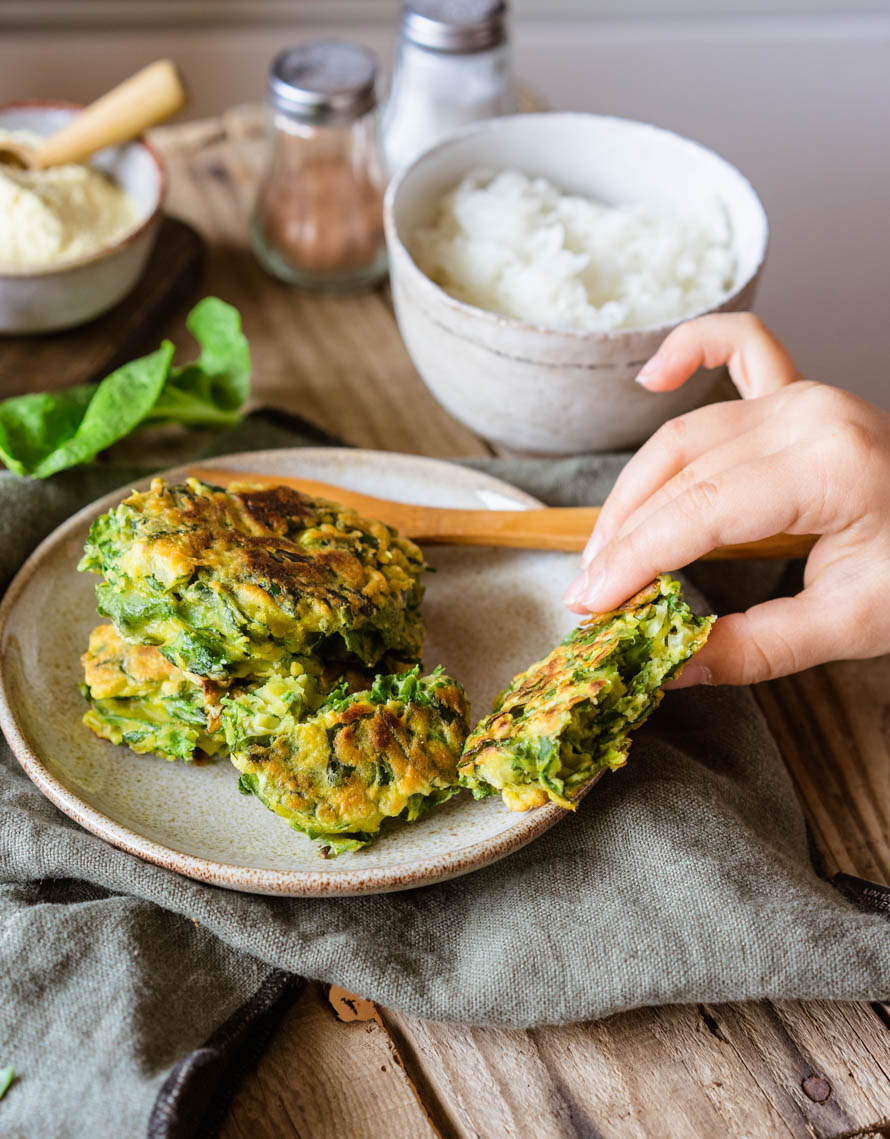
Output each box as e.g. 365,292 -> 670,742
562,575 -> 587,606
664,662 -> 714,690
562,568 -> 606,610
635,352 -> 663,385
581,530 -> 606,568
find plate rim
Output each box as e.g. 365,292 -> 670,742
0,447 -> 581,896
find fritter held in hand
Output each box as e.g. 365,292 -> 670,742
80,623 -> 227,762
78,478 -> 427,680
459,575 -> 714,811
223,666 -> 470,855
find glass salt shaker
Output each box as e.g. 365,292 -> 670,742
251,40 -> 388,291
382,0 -> 516,177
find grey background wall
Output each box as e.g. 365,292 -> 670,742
1,0 -> 887,409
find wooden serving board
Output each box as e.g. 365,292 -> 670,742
0,215 -> 204,398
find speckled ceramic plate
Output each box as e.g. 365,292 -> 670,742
0,448 -> 594,896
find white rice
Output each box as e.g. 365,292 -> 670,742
411,168 -> 736,332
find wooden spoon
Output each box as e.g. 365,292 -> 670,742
188,466 -> 816,561
0,60 -> 187,170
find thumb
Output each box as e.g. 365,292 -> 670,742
667,592 -> 846,687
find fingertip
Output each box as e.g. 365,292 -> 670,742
562,567 -> 606,611
635,348 -> 692,393
562,574 -> 586,608
580,529 -> 606,568
664,615 -> 747,687
634,354 -> 663,386
664,661 -> 714,689
563,566 -> 632,614
562,565 -> 644,616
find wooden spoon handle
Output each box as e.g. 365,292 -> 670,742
31,60 -> 187,169
187,466 -> 816,560
403,505 -> 816,559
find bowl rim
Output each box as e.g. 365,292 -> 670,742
383,110 -> 770,343
0,99 -> 166,281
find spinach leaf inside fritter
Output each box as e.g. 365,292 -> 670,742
80,624 -> 340,764
80,624 -> 227,762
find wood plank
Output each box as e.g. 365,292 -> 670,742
756,657 -> 890,883
383,999 -> 890,1139
0,215 -> 204,399
218,982 -> 439,1139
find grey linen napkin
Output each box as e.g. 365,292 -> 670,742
2,411 -> 889,1139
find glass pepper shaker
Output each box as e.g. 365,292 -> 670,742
251,40 -> 388,291
382,0 -> 516,177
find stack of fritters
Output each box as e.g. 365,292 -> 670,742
79,477 -> 470,852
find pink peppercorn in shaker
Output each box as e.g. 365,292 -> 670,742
251,40 -> 388,292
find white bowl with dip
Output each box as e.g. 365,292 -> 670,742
0,103 -> 165,335
384,113 -> 768,455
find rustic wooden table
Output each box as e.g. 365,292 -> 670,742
138,112 -> 890,1139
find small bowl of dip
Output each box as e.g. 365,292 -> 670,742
384,112 -> 768,455
0,102 -> 165,334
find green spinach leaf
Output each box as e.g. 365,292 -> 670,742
146,297 -> 250,427
0,297 -> 250,479
33,343 -> 175,478
0,386 -> 96,476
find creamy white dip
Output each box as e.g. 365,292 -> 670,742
0,130 -> 139,271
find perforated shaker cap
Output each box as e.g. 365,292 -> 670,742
402,0 -> 508,54
269,40 -> 379,123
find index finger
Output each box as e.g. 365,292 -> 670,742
637,313 -> 800,398
564,446 -> 813,613
582,397 -> 771,566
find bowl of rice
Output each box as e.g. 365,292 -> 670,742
384,112 -> 768,454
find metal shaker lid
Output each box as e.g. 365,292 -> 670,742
402,0 -> 508,54
269,40 -> 379,123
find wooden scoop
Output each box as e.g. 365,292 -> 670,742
0,60 -> 187,170
187,466 -> 817,561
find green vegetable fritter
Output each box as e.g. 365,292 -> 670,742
78,477 -> 427,681
223,666 -> 470,854
459,575 -> 713,811
81,623 -> 227,762
80,624 -> 383,764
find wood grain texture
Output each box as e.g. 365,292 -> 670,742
756,657 -> 890,882
381,1000 -> 890,1139
146,110 -> 890,1139
218,982 -> 438,1139
0,215 -> 203,399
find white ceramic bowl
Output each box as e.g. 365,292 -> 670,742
0,102 -> 165,334
384,113 -> 768,455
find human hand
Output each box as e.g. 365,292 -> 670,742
562,313 -> 890,686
